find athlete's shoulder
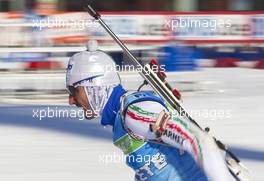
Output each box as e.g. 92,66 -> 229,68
122,91 -> 167,110
121,91 -> 169,141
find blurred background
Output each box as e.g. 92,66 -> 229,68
0,0 -> 264,181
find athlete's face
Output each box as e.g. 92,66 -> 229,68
67,86 -> 98,119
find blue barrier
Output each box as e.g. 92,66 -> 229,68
157,44 -> 200,71
201,47 -> 264,61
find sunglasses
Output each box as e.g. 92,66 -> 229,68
66,86 -> 77,97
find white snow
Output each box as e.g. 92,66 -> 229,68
0,68 -> 263,181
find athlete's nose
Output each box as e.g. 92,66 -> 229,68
69,95 -> 77,105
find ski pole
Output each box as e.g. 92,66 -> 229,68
85,5 -> 248,180
85,4 -> 202,129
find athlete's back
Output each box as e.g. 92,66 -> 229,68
112,91 -> 208,181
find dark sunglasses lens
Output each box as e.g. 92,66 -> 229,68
67,86 -> 76,96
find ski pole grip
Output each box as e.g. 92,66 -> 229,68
86,4 -> 100,20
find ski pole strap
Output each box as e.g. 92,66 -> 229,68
149,110 -> 170,138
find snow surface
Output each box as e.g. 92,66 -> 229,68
0,68 -> 263,181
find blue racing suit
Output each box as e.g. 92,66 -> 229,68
101,84 -> 208,181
